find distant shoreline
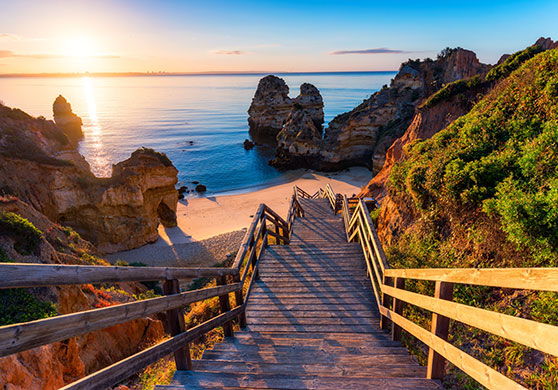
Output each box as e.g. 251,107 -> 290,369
0,70 -> 397,78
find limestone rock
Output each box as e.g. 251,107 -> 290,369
247,76 -> 324,142
53,95 -> 83,142
269,48 -> 490,172
0,102 -> 178,253
293,83 -> 324,130
248,75 -> 293,141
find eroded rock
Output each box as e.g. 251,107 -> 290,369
53,95 -> 83,142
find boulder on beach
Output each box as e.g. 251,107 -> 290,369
195,184 -> 207,192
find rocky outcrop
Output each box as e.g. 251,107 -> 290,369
0,101 -> 178,253
0,197 -> 164,390
247,75 -> 324,142
53,95 -> 83,142
271,48 -> 490,172
358,86 -> 485,201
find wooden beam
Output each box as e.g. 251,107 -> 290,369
232,204 -> 265,270
384,267 -> 558,292
216,276 -> 233,338
392,277 -> 405,342
0,283 -> 240,357
233,273 -> 247,328
427,281 -> 453,380
60,306 -> 244,390
0,264 -> 237,289
380,276 -> 392,330
379,305 -> 526,390
163,279 -> 191,370
381,284 -> 558,357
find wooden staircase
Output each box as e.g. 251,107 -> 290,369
157,198 -> 442,389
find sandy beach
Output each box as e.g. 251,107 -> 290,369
107,167 -> 370,266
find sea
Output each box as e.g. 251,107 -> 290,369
0,72 -> 395,196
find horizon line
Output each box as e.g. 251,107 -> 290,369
0,70 -> 398,78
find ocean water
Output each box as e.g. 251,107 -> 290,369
0,72 -> 395,195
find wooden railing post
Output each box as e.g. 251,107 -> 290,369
380,276 -> 393,330
427,281 -> 454,380
216,276 -> 234,338
162,279 -> 192,370
233,273 -> 247,328
392,277 -> 405,341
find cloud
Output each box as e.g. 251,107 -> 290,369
0,50 -> 119,59
211,50 -> 248,55
330,48 -> 410,55
0,33 -> 44,42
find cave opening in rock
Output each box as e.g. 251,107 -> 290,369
157,201 -> 177,228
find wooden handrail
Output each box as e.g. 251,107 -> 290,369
0,263 -> 237,289
318,190 -> 558,390
0,283 -> 240,357
0,200 -> 290,390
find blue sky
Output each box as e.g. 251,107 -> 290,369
1,0 -> 557,73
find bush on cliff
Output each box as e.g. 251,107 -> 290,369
386,48 -> 558,388
0,288 -> 57,325
0,211 -> 43,255
486,44 -> 543,82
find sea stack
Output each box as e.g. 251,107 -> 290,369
53,95 -> 84,142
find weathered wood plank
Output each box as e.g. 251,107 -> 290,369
0,263 -> 237,289
0,283 -> 240,357
382,284 -> 558,357
60,306 -> 244,390
384,267 -> 558,292
380,305 -> 525,390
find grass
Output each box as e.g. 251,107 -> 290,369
0,211 -> 43,255
420,75 -> 483,109
0,288 -> 57,325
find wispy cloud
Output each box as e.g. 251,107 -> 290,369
211,50 -> 248,55
0,33 -> 44,42
330,48 -> 410,55
0,50 -> 119,59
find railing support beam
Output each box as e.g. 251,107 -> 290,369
427,281 -> 453,380
162,279 -> 192,370
392,277 -> 405,341
216,276 -> 234,338
380,276 -> 393,330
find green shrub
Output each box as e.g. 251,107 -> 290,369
0,288 -> 57,325
421,75 -> 483,109
0,247 -> 11,263
0,212 -> 43,255
486,45 -> 543,82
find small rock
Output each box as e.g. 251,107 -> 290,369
243,139 -> 255,150
192,181 -> 199,185
178,193 -> 185,200
195,184 -> 207,192
178,186 -> 188,193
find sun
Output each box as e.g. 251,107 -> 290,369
63,36 -> 96,58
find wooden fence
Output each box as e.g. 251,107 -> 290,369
0,200 -> 300,389
325,186 -> 558,390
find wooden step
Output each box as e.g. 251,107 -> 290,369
244,324 -> 381,333
190,360 -> 427,378
246,303 -> 377,312
230,333 -> 394,347
209,343 -> 409,356
245,317 -> 380,326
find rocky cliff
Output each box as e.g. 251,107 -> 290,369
247,75 -> 324,142
0,197 -> 164,390
268,48 -> 490,172
53,95 -> 83,143
0,99 -> 178,253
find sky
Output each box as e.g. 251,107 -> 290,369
0,0 -> 557,74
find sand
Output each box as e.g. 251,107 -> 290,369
107,167 -> 371,267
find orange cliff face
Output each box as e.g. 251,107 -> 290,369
0,100 -> 178,254
0,197 -> 165,390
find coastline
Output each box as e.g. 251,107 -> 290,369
107,166 -> 371,266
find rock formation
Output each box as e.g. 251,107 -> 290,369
270,48 -> 490,172
0,101 -> 178,253
0,197 -> 164,389
247,75 -> 324,142
53,95 -> 83,142
276,106 -> 322,161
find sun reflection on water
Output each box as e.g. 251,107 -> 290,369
82,77 -> 111,177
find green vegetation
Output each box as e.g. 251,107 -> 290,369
0,247 -> 11,263
80,252 -> 110,266
486,45 -> 543,82
136,147 -> 173,167
387,48 -> 558,388
0,288 -> 57,325
0,212 -> 43,255
420,75 -> 483,109
0,104 -> 32,121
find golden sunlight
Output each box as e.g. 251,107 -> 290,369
64,36 -> 97,58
